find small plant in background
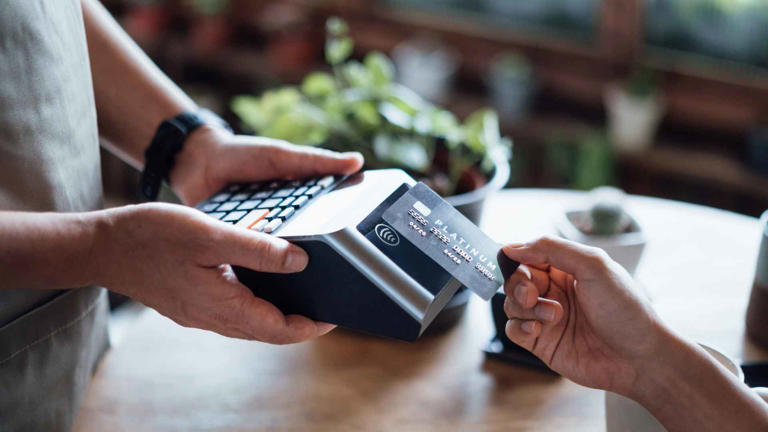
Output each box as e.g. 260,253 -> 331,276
622,69 -> 659,99
605,67 -> 664,154
231,17 -> 510,197
576,186 -> 631,235
557,184 -> 645,274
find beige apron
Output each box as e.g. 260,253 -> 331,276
0,0 -> 109,430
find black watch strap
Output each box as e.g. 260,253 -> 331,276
139,109 -> 230,201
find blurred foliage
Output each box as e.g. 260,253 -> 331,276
646,0 -> 768,68
232,17 -> 510,196
546,132 -> 615,190
623,69 -> 660,98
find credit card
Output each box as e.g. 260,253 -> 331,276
382,183 -> 519,300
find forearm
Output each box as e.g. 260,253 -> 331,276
630,330 -> 768,431
0,211 -> 107,290
82,0 -> 196,167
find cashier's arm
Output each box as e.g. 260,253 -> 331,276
0,1 -> 362,344
0,205 -> 339,343
81,0 -> 362,206
501,236 -> 768,432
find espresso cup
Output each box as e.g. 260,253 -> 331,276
605,344 -> 768,432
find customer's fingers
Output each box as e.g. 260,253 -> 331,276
503,277 -> 538,308
503,235 -> 609,280
505,319 -> 541,351
504,296 -> 563,324
504,266 -> 550,300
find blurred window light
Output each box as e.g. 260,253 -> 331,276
645,0 -> 768,69
385,0 -> 599,40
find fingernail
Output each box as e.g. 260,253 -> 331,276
343,151 -> 363,160
521,320 -> 537,334
504,243 -> 525,250
514,283 -> 527,304
534,304 -> 556,322
285,249 -> 309,272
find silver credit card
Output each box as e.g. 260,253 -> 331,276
382,183 -> 516,300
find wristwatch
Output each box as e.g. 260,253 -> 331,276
139,109 -> 231,201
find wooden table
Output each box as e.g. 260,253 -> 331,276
74,189 -> 768,431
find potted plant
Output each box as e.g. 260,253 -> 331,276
486,51 -> 535,124
556,187 -> 646,275
604,69 -> 664,155
231,17 -> 511,224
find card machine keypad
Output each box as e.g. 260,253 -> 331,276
196,175 -> 342,234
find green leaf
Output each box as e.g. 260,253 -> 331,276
463,108 -> 501,154
373,133 -> 430,172
325,37 -> 353,66
261,105 -> 329,146
231,88 -> 302,132
230,95 -> 267,132
364,51 -> 395,87
326,17 -> 348,37
351,100 -> 381,129
231,87 -> 331,146
341,60 -> 372,88
301,72 -> 337,98
378,101 -> 413,130
386,84 -> 426,115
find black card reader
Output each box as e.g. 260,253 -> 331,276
196,169 -> 518,341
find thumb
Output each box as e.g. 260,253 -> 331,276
502,236 -> 609,280
215,226 -> 309,273
276,145 -> 363,178
263,141 -> 363,178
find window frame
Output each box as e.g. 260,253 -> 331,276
313,0 -> 768,133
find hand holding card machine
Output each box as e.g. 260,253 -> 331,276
196,169 -> 519,341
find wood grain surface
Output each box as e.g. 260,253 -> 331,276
74,189 -> 768,431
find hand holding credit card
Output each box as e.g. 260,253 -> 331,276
383,183 -> 520,300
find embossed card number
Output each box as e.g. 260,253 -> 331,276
382,183 -> 515,301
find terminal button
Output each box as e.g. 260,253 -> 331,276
264,218 -> 283,233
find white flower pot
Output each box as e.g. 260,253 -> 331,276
556,210 -> 646,275
604,85 -> 664,155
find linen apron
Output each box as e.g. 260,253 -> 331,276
0,1 -> 110,430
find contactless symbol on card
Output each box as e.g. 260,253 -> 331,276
382,183 -> 517,301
